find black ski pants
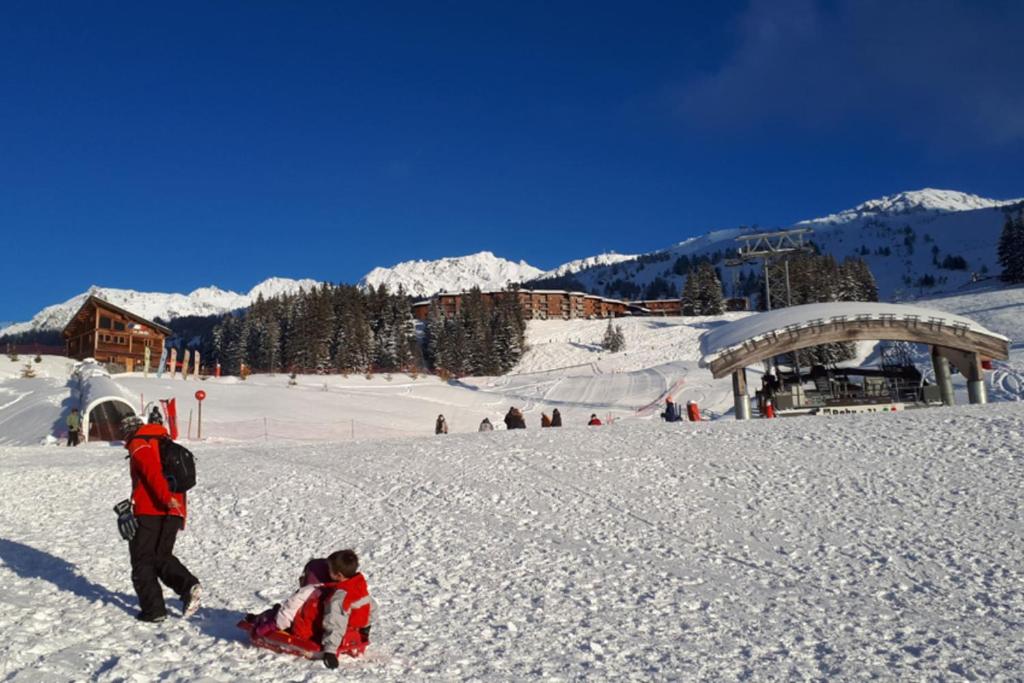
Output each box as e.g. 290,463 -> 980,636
129,515 -> 198,617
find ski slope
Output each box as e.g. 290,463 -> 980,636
1,291 -> 1022,679
1,404 -> 1022,680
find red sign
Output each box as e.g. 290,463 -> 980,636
194,390 -> 206,401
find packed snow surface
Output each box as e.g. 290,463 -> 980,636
1,405 -> 1022,680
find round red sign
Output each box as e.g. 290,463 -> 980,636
195,390 -> 207,401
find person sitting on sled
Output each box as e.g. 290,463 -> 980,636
246,549 -> 376,668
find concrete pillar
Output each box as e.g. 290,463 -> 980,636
965,352 -> 987,405
733,368 -> 751,420
931,347 -> 955,407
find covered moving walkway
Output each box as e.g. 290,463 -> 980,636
699,302 -> 1010,419
73,360 -> 137,441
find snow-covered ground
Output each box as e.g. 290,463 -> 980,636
1,290 -> 1022,680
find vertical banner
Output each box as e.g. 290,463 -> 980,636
166,398 -> 178,440
169,348 -> 178,379
193,351 -> 201,380
181,350 -> 191,380
144,346 -> 151,377
156,345 -> 168,379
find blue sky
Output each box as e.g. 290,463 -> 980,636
2,0 -> 1023,322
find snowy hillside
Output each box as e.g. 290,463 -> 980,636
799,188 -> 1023,225
0,278 -> 321,337
535,251 -> 638,280
560,189 -> 1023,302
1,287 -> 1022,679
359,251 -> 544,297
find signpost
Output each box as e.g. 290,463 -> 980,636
195,390 -> 206,440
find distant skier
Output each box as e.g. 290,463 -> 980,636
541,412 -> 552,428
551,409 -> 562,427
478,417 -> 494,432
243,549 -> 376,667
66,407 -> 81,446
435,414 -> 448,434
588,414 -> 602,426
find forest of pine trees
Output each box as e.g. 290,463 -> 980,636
761,253 -> 880,366
998,209 -> 1024,284
423,287 -> 527,377
681,262 -> 725,315
212,284 -> 424,376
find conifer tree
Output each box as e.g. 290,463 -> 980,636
694,262 -> 725,315
601,318 -> 625,352
998,210 -> 1024,284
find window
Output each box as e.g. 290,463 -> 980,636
114,321 -> 126,331
99,316 -> 112,329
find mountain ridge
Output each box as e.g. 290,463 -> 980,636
4,188 -> 1021,336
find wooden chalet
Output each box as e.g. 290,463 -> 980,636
62,296 -> 172,371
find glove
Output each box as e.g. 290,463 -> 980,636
322,652 -> 339,670
113,499 -> 138,542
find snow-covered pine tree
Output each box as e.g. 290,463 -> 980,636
601,318 -> 625,352
694,262 -> 724,315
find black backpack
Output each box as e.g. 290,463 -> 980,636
158,437 -> 197,493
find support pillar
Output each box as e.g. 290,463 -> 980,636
965,352 -> 987,405
931,347 -> 955,407
733,368 -> 751,420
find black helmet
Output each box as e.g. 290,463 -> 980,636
120,415 -> 144,440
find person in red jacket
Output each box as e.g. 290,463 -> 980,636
247,549 -> 376,668
121,415 -> 201,622
588,414 -> 602,426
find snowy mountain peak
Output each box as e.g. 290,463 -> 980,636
248,277 -> 322,300
538,252 -> 639,280
359,251 -> 544,298
0,278 -> 322,337
801,188 -> 1024,225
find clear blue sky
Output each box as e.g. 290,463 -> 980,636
2,1 -> 1023,322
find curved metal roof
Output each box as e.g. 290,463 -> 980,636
699,301 -> 1010,379
74,360 -> 138,442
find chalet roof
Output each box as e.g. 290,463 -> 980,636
62,295 -> 174,337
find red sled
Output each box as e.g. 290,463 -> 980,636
237,618 -> 369,659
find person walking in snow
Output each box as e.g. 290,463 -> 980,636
478,417 -> 494,432
435,414 -> 448,434
541,412 -> 552,428
588,414 -> 602,426
551,408 -> 562,427
66,407 -> 81,446
120,415 -> 201,622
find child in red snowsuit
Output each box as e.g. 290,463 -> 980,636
247,549 -> 376,669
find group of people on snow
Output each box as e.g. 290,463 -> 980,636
435,406 -> 607,433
